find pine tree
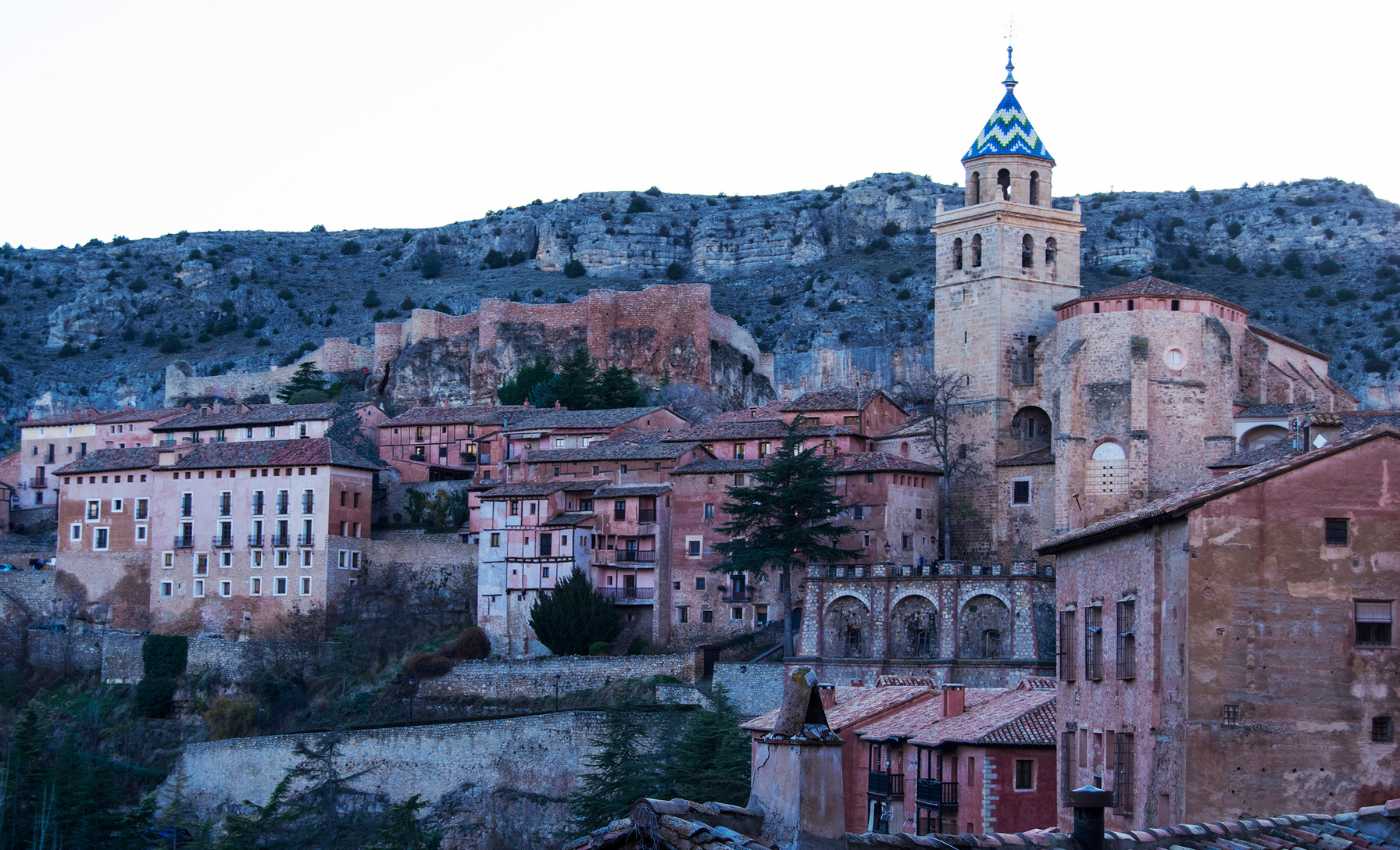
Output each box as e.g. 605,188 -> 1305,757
364,796 -> 441,850
528,570 -> 621,656
593,366 -> 644,408
554,348 -> 598,411
714,423 -> 854,657
497,358 -> 555,405
664,687 -> 751,806
276,362 -> 329,403
567,712 -> 655,833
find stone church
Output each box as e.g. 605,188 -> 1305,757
796,49 -> 1354,685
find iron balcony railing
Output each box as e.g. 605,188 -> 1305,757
722,588 -> 754,603
616,550 -> 657,563
868,772 -> 905,799
247,533 -> 264,548
211,534 -> 234,549
173,535 -> 194,549
599,587 -> 655,603
269,533 -> 291,548
297,533 -> 315,548
915,779 -> 958,808
29,475 -> 47,488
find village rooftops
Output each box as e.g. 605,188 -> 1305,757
671,458 -> 768,475
53,446 -> 163,475
781,387 -> 907,415
503,406 -> 678,433
852,686 -> 1005,743
541,511 -> 597,527
670,452 -> 939,477
151,402 -> 344,432
383,404 -> 527,427
906,681 -> 1055,748
515,438 -> 701,464
662,419 -> 858,441
94,406 -> 190,424
1248,322 -> 1333,362
569,796 -> 1400,850
1054,276 -> 1250,316
1041,424 -> 1400,553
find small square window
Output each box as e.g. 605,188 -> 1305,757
731,607 -> 743,621
299,576 -> 312,596
701,609 -> 714,624
1372,716 -> 1394,743
219,580 -> 232,598
1012,479 -> 1031,505
160,581 -> 173,598
1013,759 -> 1035,791
677,606 -> 689,624
1223,704 -> 1240,726
192,579 -> 205,598
695,576 -> 706,590
1356,600 -> 1393,647
92,528 -> 109,551
1325,517 -> 1349,546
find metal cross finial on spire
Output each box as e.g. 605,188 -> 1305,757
1004,44 -> 1017,90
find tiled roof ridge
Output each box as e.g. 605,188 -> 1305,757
847,799 -> 1400,849
1057,276 -> 1249,315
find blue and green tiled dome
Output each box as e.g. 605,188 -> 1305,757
962,47 -> 1054,164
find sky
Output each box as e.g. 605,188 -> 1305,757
3,0 -> 1397,249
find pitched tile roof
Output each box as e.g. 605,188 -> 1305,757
829,452 -> 942,475
742,685 -> 933,734
54,447 -> 163,475
506,406 -> 678,432
854,688 -> 1005,742
1056,276 -> 1249,315
963,65 -> 1053,163
1041,424 -> 1400,553
592,483 -> 672,498
152,402 -> 343,432
94,406 -> 190,425
671,458 -> 768,475
906,684 -> 1056,748
479,479 -> 610,498
709,402 -> 787,423
662,419 -> 793,441
519,439 -> 700,464
543,511 -> 597,527
169,437 -> 383,471
21,407 -> 105,427
1249,322 -> 1332,362
781,388 -> 905,415
1235,402 -> 1317,418
383,404 -> 526,427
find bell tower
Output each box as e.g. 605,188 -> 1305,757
931,48 -> 1084,558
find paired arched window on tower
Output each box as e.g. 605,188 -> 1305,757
1021,234 -> 1034,268
953,237 -> 964,270
971,234 -> 982,268
1029,171 -> 1040,206
1045,237 -> 1058,266
997,169 -> 1012,201
970,172 -> 981,204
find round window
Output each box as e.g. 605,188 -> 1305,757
1164,347 -> 1186,370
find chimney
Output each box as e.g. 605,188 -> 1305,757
817,683 -> 836,709
942,683 -> 966,718
749,667 -> 846,850
1069,785 -> 1112,850
1303,412 -> 1342,450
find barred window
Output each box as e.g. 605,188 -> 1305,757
1060,730 -> 1075,805
1356,600 -> 1393,647
1113,732 -> 1134,813
1116,599 -> 1136,679
1058,610 -> 1076,682
1223,704 -> 1241,726
1084,606 -> 1103,681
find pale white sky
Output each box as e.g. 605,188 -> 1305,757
3,1 -> 1395,249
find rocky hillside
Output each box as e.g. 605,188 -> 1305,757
2,174 -> 1397,441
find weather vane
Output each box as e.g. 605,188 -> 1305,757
1003,18 -> 1017,90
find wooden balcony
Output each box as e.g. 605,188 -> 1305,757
868,771 -> 905,799
915,779 -> 958,808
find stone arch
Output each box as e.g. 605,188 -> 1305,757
1089,440 -> 1128,496
997,168 -> 1012,201
1044,237 -> 1058,266
1029,171 -> 1040,206
953,237 -> 964,270
959,594 -> 1012,659
1011,406 -> 1052,452
1240,424 -> 1288,451
890,594 -> 938,658
970,172 -> 981,205
1021,234 -> 1034,268
823,595 -> 872,658
971,234 -> 982,268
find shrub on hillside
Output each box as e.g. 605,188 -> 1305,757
564,259 -> 586,278
443,626 -> 491,661
665,261 -> 686,281
135,676 -> 177,719
404,652 -> 455,679
419,250 -> 443,279
204,695 -> 259,740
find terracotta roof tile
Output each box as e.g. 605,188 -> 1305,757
506,406 -> 678,432
21,407 -> 105,427
479,479 -> 610,498
520,439 -> 701,463
383,405 -> 526,427
782,388 -> 905,414
741,685 -> 934,733
170,437 -> 383,471
153,402 -> 343,432
94,406 -> 190,425
54,447 -> 163,475
1057,275 -> 1249,315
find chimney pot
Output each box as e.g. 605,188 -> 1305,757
942,683 -> 966,718
1069,785 -> 1113,850
817,683 -> 836,709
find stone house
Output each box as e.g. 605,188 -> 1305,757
378,404 -> 526,484
53,436 -> 378,634
498,406 -> 690,480
1040,424 -> 1400,829
18,407 -> 106,512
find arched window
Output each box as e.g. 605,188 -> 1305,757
1011,406 -> 1052,449
1021,234 -> 1034,268
970,172 -> 981,204
997,168 -> 1012,201
1088,441 -> 1128,496
953,237 -> 964,270
971,234 -> 982,268
1029,171 -> 1040,205
1045,237 -> 1057,266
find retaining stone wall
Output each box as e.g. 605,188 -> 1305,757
419,653 -> 695,703
712,660 -> 786,718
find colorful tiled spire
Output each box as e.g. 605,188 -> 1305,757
962,46 -> 1054,163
